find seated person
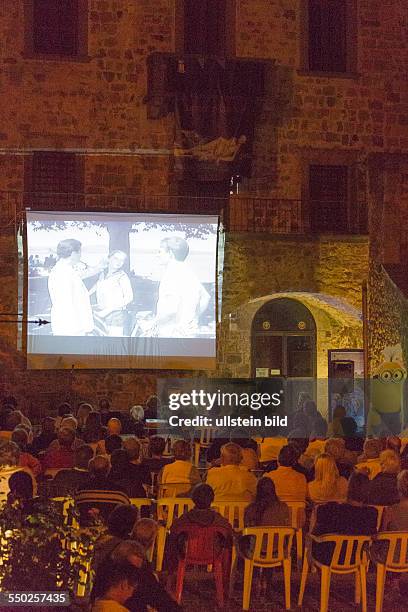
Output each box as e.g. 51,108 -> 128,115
356,438 -> 382,479
31,416 -> 56,455
265,445 -> 307,502
11,428 -> 42,477
41,427 -> 76,471
97,418 -> 122,455
110,540 -> 182,612
91,560 -> 140,612
244,477 -> 290,527
0,440 -> 37,502
166,483 -> 233,573
381,469 -> 408,530
368,449 -> 400,506
108,449 -> 146,498
122,437 -> 150,484
141,436 -> 173,477
159,440 -> 200,495
79,455 -> 127,493
311,472 -> 378,565
307,453 -> 348,503
93,504 -> 139,569
99,434 -> 123,458
132,518 -> 158,559
206,442 -> 257,501
324,438 -> 354,479
7,471 -> 43,517
50,444 -> 94,496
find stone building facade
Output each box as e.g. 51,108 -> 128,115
0,1 -> 407,420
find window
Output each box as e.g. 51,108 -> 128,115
183,0 -> 227,56
309,165 -> 349,233
25,0 -> 88,58
303,0 -> 357,74
26,151 -> 83,209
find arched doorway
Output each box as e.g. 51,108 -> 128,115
251,298 -> 317,403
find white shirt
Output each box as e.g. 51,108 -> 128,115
48,259 -> 94,336
155,260 -> 210,337
96,271 -> 133,311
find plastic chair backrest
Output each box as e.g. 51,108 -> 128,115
157,497 -> 194,529
286,501 -> 306,529
376,532 -> 408,569
158,483 -> 192,498
312,534 -> 371,570
130,497 -> 153,514
242,526 -> 294,564
211,501 -> 249,531
176,523 -> 232,565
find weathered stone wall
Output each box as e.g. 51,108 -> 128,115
368,263 -> 408,373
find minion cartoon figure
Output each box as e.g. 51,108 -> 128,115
370,344 -> 407,434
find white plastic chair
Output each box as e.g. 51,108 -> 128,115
286,501 -> 306,569
130,497 -> 153,516
371,531 -> 408,612
155,497 -> 194,571
298,533 -> 371,612
241,526 -> 295,610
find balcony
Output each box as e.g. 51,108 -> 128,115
0,191 -> 367,236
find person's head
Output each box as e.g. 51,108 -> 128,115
386,436 -> 402,453
105,434 -> 122,456
56,239 -> 81,263
0,440 -> 20,467
76,403 -> 93,427
111,540 -> 146,568
340,416 -> 358,437
89,454 -> 110,479
288,437 -> 309,454
92,560 -> 139,605
379,449 -> 400,474
99,398 -> 111,413
41,416 -> 56,435
172,439 -> 191,461
107,504 -> 138,538
130,405 -> 144,423
108,250 -> 127,273
57,402 -> 72,418
293,411 -> 309,432
397,469 -> 408,501
324,438 -> 345,461
220,442 -> 242,466
362,438 -> 381,459
110,449 -> 130,474
132,518 -> 158,552
304,400 -> 318,418
11,427 -> 29,451
123,437 -> 141,463
74,444 -> 94,470
310,418 -> 328,438
314,453 -> 340,497
107,418 -> 122,436
60,416 -> 78,432
255,477 -> 280,505
159,237 -> 189,263
333,405 -> 347,420
5,411 -> 23,431
85,411 -> 102,431
57,427 -> 75,450
278,444 -> 299,468
191,483 -> 214,509
149,436 -> 165,457
347,471 -> 370,504
8,471 -> 33,501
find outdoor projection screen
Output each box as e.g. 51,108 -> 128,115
26,211 -> 219,370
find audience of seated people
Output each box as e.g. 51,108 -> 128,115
206,442 -> 257,501
4,395 -> 408,608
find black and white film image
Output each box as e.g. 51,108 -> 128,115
27,213 -> 218,341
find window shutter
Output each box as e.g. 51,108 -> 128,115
308,0 -> 347,72
309,165 -> 349,233
33,0 -> 78,56
184,0 -> 226,56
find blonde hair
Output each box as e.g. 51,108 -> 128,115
221,443 -> 242,466
314,453 -> 341,498
132,518 -> 158,551
379,449 -> 400,474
